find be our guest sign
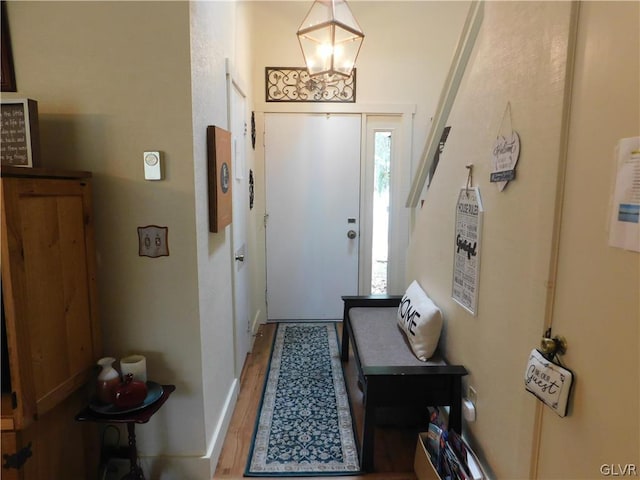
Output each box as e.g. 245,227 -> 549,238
1,98 -> 40,168
524,349 -> 574,417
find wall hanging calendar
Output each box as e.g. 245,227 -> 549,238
490,102 -> 520,191
452,167 -> 483,315
265,67 -> 356,103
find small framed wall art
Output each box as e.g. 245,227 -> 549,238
207,126 -> 233,233
1,98 -> 41,167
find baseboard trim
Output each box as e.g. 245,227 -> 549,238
137,378 -> 240,479
207,377 -> 240,475
251,309 -> 262,336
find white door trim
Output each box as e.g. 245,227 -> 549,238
255,102 -> 415,116
226,58 -> 251,379
360,115 -> 411,295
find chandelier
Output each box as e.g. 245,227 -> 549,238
296,0 -> 364,78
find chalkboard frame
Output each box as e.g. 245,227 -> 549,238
1,98 -> 41,168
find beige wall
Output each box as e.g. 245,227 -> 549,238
5,1 -> 637,478
536,2 -> 640,478
407,1 -> 639,478
407,2 -> 576,477
3,1 -> 243,476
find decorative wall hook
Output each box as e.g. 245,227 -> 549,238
465,164 -> 474,195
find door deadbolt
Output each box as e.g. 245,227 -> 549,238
347,230 -> 357,239
235,254 -> 245,262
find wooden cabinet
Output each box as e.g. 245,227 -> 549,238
1,167 -> 102,478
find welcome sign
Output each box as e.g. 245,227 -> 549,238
490,131 -> 520,191
524,349 -> 574,417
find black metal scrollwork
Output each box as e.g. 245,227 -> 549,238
251,112 -> 256,150
249,169 -> 255,210
265,67 -> 356,103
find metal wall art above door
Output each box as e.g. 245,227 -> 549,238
265,67 -> 356,103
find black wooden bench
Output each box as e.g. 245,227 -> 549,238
341,295 -> 468,472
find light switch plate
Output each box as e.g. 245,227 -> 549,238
137,225 -> 169,258
144,151 -> 162,180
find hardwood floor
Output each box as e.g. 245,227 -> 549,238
213,323 -> 419,480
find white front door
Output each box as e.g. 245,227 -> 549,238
265,113 -> 361,320
230,81 -> 250,377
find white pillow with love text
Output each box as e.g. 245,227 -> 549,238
396,280 -> 443,361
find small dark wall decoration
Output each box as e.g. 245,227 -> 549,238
427,126 -> 451,188
266,67 -> 356,103
251,112 -> 256,150
1,1 -> 16,92
249,169 -> 255,210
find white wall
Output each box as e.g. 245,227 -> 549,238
351,1 -> 471,171
189,1 -> 237,477
190,1 -> 255,476
248,1 -> 469,166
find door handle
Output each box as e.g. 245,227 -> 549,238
347,230 -> 357,239
235,254 -> 245,262
540,335 -> 567,357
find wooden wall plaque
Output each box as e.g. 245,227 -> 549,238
206,126 -> 232,233
1,99 -> 40,167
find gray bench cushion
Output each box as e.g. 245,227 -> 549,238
349,307 -> 446,368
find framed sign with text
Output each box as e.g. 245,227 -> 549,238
1,99 -> 41,168
452,187 -> 483,315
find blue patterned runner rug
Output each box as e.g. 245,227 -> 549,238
245,322 -> 361,476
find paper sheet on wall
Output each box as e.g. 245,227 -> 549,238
608,137 -> 640,252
